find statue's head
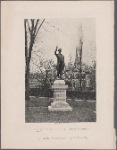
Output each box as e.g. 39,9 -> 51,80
58,48 -> 62,53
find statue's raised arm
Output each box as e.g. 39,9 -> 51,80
54,46 -> 58,56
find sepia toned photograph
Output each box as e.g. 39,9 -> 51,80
1,1 -> 115,149
25,18 -> 96,123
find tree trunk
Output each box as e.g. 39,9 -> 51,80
24,19 -> 45,101
25,62 -> 30,100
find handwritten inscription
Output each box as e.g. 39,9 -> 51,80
36,127 -> 88,132
37,136 -> 88,140
35,127 -> 89,141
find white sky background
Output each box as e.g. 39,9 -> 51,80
30,18 -> 96,73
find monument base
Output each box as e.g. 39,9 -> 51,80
48,101 -> 72,111
48,106 -> 72,111
48,80 -> 72,112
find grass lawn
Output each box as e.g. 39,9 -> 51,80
25,97 -> 96,123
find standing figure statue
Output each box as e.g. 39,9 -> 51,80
54,46 -> 65,79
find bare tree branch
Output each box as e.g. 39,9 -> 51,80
28,19 -> 36,62
34,19 -> 45,41
27,20 -> 31,33
31,59 -> 44,76
33,51 -> 41,58
31,19 -> 34,31
33,19 -> 40,35
24,19 -> 28,63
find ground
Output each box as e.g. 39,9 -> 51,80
25,96 -> 96,123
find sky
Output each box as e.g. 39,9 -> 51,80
30,18 -> 96,73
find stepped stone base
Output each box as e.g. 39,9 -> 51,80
48,106 -> 72,111
48,80 -> 72,112
48,101 -> 72,111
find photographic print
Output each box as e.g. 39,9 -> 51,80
2,1 -> 115,149
25,18 -> 96,123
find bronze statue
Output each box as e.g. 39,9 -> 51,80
54,46 -> 65,79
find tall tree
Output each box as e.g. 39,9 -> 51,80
24,19 -> 45,100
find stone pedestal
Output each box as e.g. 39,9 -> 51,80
48,80 -> 72,111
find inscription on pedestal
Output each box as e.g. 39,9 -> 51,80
54,91 -> 65,99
